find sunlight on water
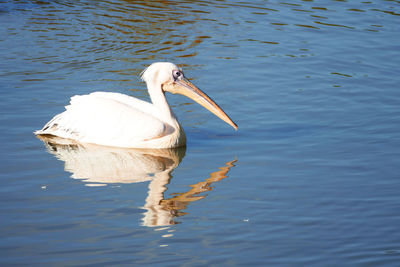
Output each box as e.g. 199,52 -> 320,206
1,0 -> 400,265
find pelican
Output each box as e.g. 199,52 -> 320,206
35,62 -> 237,148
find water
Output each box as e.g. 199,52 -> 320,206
1,0 -> 400,265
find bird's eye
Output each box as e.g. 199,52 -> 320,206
173,70 -> 182,81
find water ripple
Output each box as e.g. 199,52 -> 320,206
1,0 -> 400,266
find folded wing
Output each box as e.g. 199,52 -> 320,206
36,92 -> 171,147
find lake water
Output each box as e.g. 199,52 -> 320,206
1,0 -> 400,265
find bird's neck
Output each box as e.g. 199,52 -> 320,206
148,82 -> 180,129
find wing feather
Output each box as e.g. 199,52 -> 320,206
36,92 -> 171,147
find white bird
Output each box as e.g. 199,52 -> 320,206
35,62 -> 237,148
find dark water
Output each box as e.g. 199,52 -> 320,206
1,0 -> 400,265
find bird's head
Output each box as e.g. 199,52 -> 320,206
141,62 -> 238,130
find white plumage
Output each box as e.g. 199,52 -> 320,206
35,62 -> 237,148
37,92 -> 178,148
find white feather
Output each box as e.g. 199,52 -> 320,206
35,92 -> 180,148
68,92 -> 168,143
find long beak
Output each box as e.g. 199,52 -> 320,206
169,78 -> 238,130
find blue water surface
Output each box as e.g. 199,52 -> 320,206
1,0 -> 400,265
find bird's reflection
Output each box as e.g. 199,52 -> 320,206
38,135 -> 237,226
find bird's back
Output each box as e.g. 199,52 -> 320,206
35,92 -> 177,148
